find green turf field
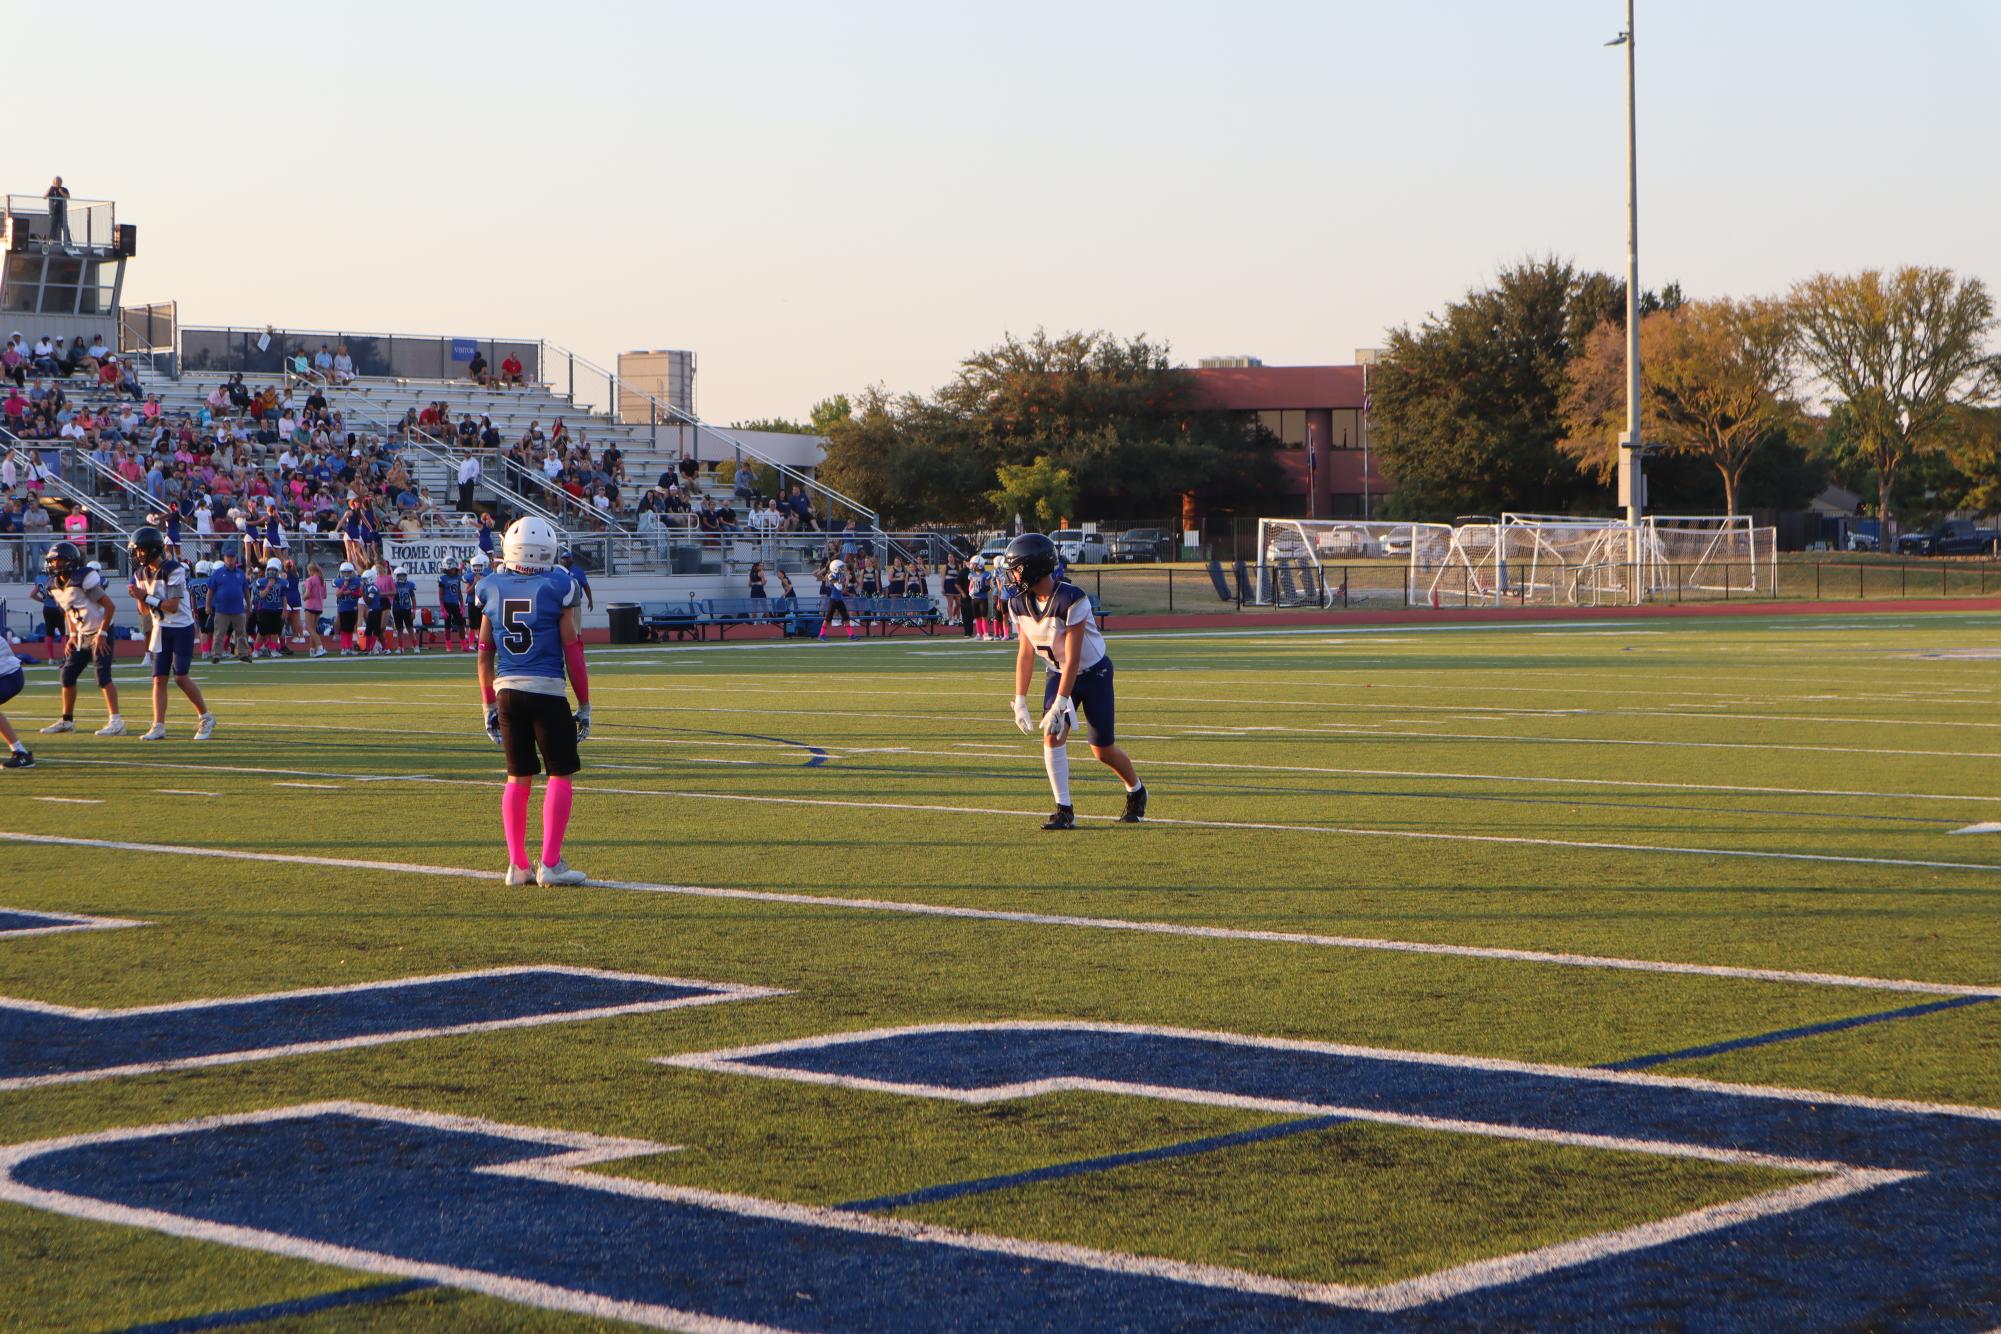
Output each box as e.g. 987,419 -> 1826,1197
1,610 -> 1998,1329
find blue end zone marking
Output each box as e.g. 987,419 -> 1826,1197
116,1279 -> 435,1333
1598,995 -> 1997,1072
0,968 -> 773,1089
835,1114 -> 1349,1213
0,911 -> 75,934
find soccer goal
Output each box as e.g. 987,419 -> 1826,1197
1644,515 -> 1777,599
1252,519 -> 1452,607
1419,514 -> 1777,607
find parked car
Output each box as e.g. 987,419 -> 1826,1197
1051,529 -> 1110,565
1895,519 -> 2001,556
976,537 -> 1013,563
1111,527 -> 1174,562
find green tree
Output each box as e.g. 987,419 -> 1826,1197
987,455 -> 1077,529
730,416 -> 811,434
809,395 -> 853,435
1561,297 -> 1798,515
1371,257 -> 1633,518
1789,267 -> 2000,547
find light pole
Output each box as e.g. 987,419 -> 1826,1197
1607,2 -> 1644,608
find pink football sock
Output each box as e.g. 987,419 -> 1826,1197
540,775 -> 574,866
502,780 -> 532,869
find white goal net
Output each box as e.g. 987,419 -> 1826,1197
1253,514 -> 1776,608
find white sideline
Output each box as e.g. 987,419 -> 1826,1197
1,830 -> 1995,999
34,755 -> 2001,874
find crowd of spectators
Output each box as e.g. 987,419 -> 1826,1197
4,333 -> 145,400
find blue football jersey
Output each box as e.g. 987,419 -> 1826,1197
479,566 -> 577,694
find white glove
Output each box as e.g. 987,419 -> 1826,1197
483,704 -> 502,746
1041,695 -> 1076,740
1009,695 -> 1034,734
574,703 -> 592,742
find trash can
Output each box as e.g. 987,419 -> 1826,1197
606,603 -> 643,644
670,545 -> 703,574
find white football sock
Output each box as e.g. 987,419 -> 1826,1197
1044,743 -> 1071,806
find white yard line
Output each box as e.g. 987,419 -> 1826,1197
0,829 -> 1994,999
30,754 -> 2001,873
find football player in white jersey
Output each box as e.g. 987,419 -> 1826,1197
127,526 -> 216,742
38,541 -> 123,737
1002,532 -> 1146,829
0,624 -> 30,768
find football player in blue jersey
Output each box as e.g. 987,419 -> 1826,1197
391,565 -> 418,653
462,551 -> 489,654
127,526 -> 216,742
1003,532 -> 1145,830
437,557 -> 466,653
333,561 -> 364,655
477,517 -> 592,887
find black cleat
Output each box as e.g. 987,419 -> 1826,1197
1041,804 -> 1075,831
1119,784 -> 1148,823
2,749 -> 33,769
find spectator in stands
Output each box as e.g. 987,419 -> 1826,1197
80,335 -> 109,378
468,350 -> 488,385
499,352 -> 524,386
291,350 -> 315,383
313,344 -> 335,382
116,359 -> 144,402
788,483 -> 814,531
696,497 -> 721,536
331,344 -> 356,385
21,497 -> 52,571
456,452 -> 480,511
479,416 -> 501,451
733,461 -> 755,505
31,337 -> 61,377
3,334 -> 25,387
636,501 -> 666,556
2,386 -> 24,427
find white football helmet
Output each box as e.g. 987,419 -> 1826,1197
468,552 -> 491,570
969,554 -> 986,568
265,557 -> 282,571
338,561 -> 356,575
194,560 -> 212,575
828,559 -> 845,574
502,517 -> 559,572
393,565 -> 408,578
86,560 -> 102,573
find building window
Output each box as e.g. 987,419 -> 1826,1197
1255,410 -> 1309,448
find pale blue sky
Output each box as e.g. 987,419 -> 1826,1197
11,0 -> 1997,420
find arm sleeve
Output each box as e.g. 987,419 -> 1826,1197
564,639 -> 589,705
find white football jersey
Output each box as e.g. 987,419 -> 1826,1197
0,634 -> 19,676
52,571 -> 109,638
133,561 -> 196,633
1009,580 -> 1106,674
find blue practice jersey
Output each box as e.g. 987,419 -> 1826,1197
479,566 -> 577,697
393,578 -> 417,614
254,575 -> 286,611
438,575 -> 462,607
462,571 -> 483,611
333,575 -> 362,613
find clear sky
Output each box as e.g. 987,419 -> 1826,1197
11,0 -> 1997,422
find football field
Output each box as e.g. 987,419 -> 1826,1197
2,609 -> 1999,1330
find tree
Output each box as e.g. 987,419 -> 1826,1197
1789,267 -> 1999,546
1371,258 -> 1628,517
730,416 -> 811,435
1561,298 -> 1798,515
808,395 -> 853,435
987,455 -> 1077,529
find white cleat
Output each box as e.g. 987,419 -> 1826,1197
535,859 -> 588,887
192,714 -> 216,741
96,717 -> 126,737
310,647 -> 328,659
138,724 -> 167,741
503,864 -> 535,887
39,720 -> 75,734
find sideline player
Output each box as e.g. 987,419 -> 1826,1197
1002,531 -> 1146,829
463,551 -> 489,653
818,558 -> 857,642
333,560 -> 363,654
391,565 -> 418,653
38,541 -> 123,737
476,516 -> 591,887
438,556 -> 466,652
128,525 -> 215,741
0,623 -> 30,768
